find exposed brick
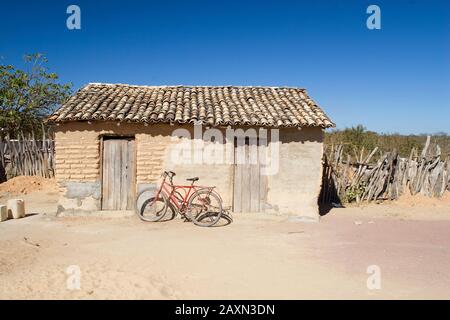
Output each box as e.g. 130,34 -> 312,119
81,168 -> 99,174
65,159 -> 82,164
70,164 -> 85,169
70,174 -> 85,180
85,164 -> 100,169
56,174 -> 70,180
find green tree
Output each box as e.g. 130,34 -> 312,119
0,53 -> 72,137
325,125 -> 449,160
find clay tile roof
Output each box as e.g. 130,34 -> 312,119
48,83 -> 335,128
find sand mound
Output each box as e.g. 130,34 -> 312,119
0,176 -> 58,195
395,190 -> 450,207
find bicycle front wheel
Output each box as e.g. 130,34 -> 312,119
138,193 -> 168,222
186,189 -> 223,227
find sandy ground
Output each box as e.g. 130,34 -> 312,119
0,179 -> 449,299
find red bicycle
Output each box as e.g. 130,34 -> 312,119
136,171 -> 224,227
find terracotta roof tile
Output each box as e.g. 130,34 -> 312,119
48,83 -> 335,128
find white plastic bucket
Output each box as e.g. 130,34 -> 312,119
7,199 -> 25,219
0,205 -> 7,222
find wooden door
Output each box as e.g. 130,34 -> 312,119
233,137 -> 267,213
101,137 -> 135,210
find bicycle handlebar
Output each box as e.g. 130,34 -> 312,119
162,171 -> 176,185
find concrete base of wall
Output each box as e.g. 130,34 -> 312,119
57,181 -> 102,214
56,209 -> 320,222
57,181 -> 158,215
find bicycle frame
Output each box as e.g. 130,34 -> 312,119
155,173 -> 215,213
137,171 -> 227,227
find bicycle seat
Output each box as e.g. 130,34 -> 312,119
186,177 -> 199,182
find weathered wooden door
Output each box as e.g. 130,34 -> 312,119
101,137 -> 135,210
233,138 -> 267,212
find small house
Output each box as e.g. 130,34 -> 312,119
48,83 -> 334,220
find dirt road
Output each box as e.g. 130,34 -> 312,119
0,188 -> 449,299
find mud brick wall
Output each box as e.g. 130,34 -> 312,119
54,122 -> 323,219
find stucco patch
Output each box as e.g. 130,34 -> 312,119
61,181 -> 101,199
137,183 -> 157,195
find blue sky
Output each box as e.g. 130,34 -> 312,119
1,0 -> 449,134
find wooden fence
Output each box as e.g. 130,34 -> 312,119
0,135 -> 55,181
320,136 -> 450,204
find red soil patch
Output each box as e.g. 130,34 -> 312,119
0,176 -> 57,195
395,190 -> 450,207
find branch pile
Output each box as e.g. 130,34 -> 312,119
320,136 -> 449,203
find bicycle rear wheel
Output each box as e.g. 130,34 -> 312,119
138,193 -> 168,222
186,189 -> 223,227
